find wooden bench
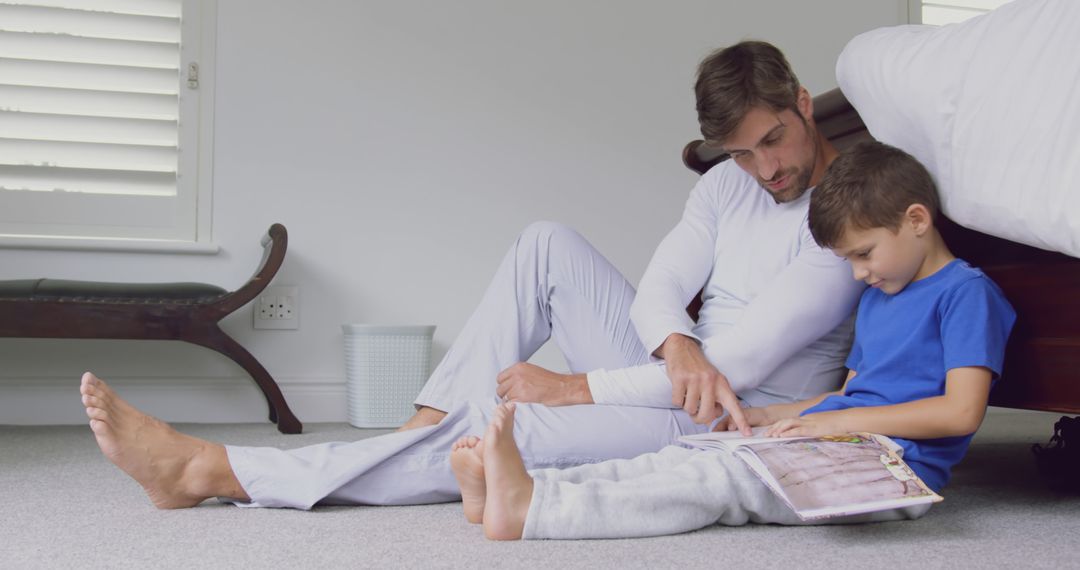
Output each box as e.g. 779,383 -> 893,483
0,223 -> 302,433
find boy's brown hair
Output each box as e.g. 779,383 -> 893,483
695,41 -> 802,142
809,141 -> 941,248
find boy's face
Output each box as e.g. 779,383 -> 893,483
833,219 -> 929,295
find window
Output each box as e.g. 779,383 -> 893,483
0,0 -> 215,250
914,0 -> 1012,25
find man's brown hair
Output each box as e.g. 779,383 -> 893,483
695,41 -> 802,142
809,141 -> 941,249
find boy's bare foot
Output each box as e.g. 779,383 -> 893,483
80,372 -> 249,509
481,402 -> 533,541
398,406 -> 447,431
450,435 -> 486,523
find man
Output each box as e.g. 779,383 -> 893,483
81,41 -> 862,510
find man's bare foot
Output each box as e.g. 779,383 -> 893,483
80,372 -> 249,509
481,402 -> 533,541
450,435 -> 486,523
398,406 -> 447,432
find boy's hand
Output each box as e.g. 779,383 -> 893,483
763,413 -> 847,438
713,406 -> 770,432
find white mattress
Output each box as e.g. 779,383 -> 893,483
836,0 -> 1080,258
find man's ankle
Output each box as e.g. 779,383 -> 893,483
189,443 -> 249,502
399,406 -> 447,431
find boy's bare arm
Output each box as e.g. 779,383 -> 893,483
713,370 -> 854,431
764,366 -> 993,439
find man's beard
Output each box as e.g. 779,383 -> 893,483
759,126 -> 819,204
759,164 -> 814,204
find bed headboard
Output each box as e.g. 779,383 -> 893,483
682,88 -> 1080,414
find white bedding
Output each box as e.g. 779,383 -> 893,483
836,0 -> 1080,258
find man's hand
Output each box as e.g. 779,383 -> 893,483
496,362 -> 593,406
660,334 -> 749,433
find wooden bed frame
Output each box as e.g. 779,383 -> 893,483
683,89 -> 1080,415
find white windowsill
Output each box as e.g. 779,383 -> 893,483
0,235 -> 220,255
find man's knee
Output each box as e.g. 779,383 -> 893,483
518,220 -> 579,245
516,221 -> 591,260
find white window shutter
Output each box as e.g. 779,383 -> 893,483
0,0 -> 212,244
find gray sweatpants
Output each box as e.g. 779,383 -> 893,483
226,401 -> 697,508
225,222 -> 696,508
523,445 -> 931,540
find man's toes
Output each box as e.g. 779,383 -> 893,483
86,406 -> 109,421
82,372 -> 101,389
82,392 -> 118,417
84,373 -> 117,397
80,376 -> 95,396
88,418 -> 110,436
81,378 -> 107,400
95,382 -> 116,400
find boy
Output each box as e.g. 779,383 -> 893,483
448,141 -> 1016,540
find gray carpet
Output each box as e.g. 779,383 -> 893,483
2,408 -> 1079,569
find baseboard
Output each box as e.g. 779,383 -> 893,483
0,375 -> 349,425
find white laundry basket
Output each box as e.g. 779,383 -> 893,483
342,324 -> 435,428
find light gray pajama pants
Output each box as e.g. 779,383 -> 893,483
523,445 -> 932,540
225,222 -> 711,509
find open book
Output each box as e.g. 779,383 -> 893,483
678,429 -> 942,520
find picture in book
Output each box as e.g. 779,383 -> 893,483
679,430 -> 942,520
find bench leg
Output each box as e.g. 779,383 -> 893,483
185,326 -> 303,434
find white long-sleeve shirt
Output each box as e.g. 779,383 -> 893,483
588,160 -> 864,408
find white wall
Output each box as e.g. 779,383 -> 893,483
0,0 -> 908,425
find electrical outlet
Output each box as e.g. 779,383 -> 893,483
254,285 -> 299,329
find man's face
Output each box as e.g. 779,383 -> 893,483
832,222 -> 926,295
720,105 -> 818,203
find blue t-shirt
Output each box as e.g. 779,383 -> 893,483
801,259 -> 1015,491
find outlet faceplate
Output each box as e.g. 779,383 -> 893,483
254,285 -> 299,329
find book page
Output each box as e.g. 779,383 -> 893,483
738,434 -> 941,519
678,427 -> 805,451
